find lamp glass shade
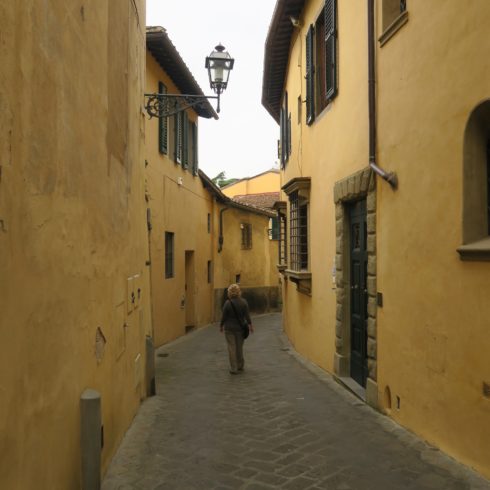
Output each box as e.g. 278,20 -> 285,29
205,44 -> 234,93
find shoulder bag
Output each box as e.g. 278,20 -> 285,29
229,299 -> 249,339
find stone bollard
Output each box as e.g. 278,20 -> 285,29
80,389 -> 101,490
146,335 -> 156,396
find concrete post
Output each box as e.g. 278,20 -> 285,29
146,335 -> 156,396
80,389 -> 101,490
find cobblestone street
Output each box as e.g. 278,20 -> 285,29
102,314 -> 490,490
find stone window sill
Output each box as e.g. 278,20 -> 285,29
277,264 -> 287,273
379,10 -> 409,47
457,237 -> 490,261
284,269 -> 312,295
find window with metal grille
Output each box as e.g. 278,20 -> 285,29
158,81 -> 168,154
241,223 -> 252,250
289,191 -> 308,270
270,217 -> 280,240
207,213 -> 211,233
207,260 -> 212,283
165,232 -> 174,278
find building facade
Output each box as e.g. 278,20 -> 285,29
0,1 -> 151,488
263,0 -> 490,479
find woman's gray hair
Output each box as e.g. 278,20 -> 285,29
227,283 -> 241,299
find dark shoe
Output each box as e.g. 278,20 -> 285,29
229,370 -> 238,375
238,367 -> 244,372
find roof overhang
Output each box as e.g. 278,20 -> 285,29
146,27 -> 218,120
262,0 -> 306,123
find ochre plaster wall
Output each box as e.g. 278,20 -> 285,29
0,1 -> 150,488
278,0 -> 369,373
222,170 -> 280,197
375,0 -> 490,478
146,53 -> 215,347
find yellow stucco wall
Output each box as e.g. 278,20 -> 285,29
222,170 -> 280,197
146,52 -> 215,347
278,0 -> 369,373
0,2 -> 150,488
376,0 -> 490,478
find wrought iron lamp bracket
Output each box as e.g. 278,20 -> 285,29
144,93 -> 219,119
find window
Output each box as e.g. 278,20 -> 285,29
207,260 -> 212,283
241,223 -> 252,250
158,82 -> 168,154
191,122 -> 198,175
207,213 -> 211,233
305,0 -> 338,124
290,191 -> 308,271
382,0 -> 407,31
277,207 -> 288,267
182,112 -> 189,169
458,101 -> 490,261
165,232 -> 174,278
280,92 -> 291,168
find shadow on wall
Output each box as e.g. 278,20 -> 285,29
214,286 -> 282,321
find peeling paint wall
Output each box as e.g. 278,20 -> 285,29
0,1 -> 150,488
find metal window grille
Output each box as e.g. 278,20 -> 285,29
289,192 -> 308,270
165,232 -> 174,278
241,223 -> 252,249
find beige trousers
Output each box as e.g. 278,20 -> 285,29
225,331 -> 244,372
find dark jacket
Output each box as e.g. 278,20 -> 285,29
220,297 -> 251,332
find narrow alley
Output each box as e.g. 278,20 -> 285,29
102,314 -> 489,490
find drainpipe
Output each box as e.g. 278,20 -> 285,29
218,207 -> 229,253
368,0 -> 398,188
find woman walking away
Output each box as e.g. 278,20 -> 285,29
220,284 -> 254,374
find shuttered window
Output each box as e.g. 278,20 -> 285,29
158,82 -> 168,154
487,140 -> 490,234
165,232 -> 174,279
325,0 -> 338,101
305,25 -> 315,125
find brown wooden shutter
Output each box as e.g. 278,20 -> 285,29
306,25 -> 315,124
325,0 -> 338,101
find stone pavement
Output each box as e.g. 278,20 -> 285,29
102,314 -> 490,490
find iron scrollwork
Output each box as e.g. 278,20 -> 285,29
144,93 -> 218,119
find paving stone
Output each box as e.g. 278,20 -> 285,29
102,314 -> 490,490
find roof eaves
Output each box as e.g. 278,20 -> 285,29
146,26 -> 218,120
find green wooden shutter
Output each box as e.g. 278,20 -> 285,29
158,82 -> 168,154
182,112 -> 189,168
280,106 -> 285,168
174,113 -> 182,163
305,25 -> 315,125
192,123 -> 198,175
325,0 -> 338,101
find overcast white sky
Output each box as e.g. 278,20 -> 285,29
146,0 -> 279,180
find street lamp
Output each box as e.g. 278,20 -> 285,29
145,44 -> 234,119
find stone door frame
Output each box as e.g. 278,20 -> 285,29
333,167 -> 378,408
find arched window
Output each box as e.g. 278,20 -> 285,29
458,100 -> 490,261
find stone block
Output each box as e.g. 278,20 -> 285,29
335,202 -> 343,219
367,338 -> 377,358
336,235 -> 343,254
368,297 -> 377,318
367,191 -> 376,212
365,378 -> 379,409
336,287 -> 344,304
335,269 -> 344,288
367,212 -> 376,233
335,336 -> 343,351
333,183 -> 341,203
348,176 -> 356,196
367,255 -> 376,275
367,234 -> 376,253
361,169 -> 371,193
335,320 -> 343,338
336,303 -> 343,321
368,358 -> 377,381
335,254 -> 343,272
367,318 -> 376,338
336,218 -> 343,236
367,276 -> 377,296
